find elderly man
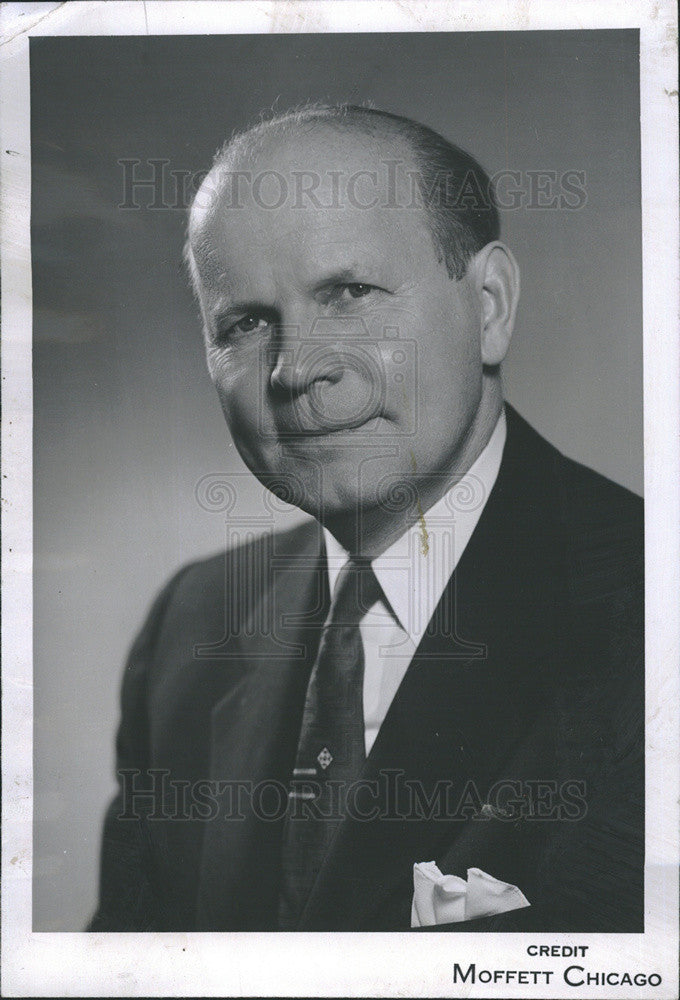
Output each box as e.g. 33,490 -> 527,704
90,105 -> 643,932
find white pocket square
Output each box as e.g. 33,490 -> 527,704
411,861 -> 530,927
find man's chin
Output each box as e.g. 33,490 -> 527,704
263,480 -> 380,527
248,433 -> 414,524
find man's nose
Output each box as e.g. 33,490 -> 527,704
269,317 -> 346,396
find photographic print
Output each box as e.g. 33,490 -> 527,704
2,1 -> 678,996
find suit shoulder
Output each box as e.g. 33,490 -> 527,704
509,407 -> 639,521
520,435 -> 645,776
552,451 -> 643,597
153,517 -> 320,617
554,450 -> 643,536
133,517 -> 321,685
506,406 -> 643,641
540,440 -> 644,738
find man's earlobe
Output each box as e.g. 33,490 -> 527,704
477,242 -> 521,366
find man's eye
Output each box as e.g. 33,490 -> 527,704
316,282 -> 383,308
231,314 -> 269,335
345,283 -> 374,299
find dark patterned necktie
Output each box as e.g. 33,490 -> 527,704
278,557 -> 382,929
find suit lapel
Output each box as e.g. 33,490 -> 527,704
196,522 -> 328,930
300,408 -> 564,929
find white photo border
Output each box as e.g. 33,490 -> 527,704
1,1 -> 678,996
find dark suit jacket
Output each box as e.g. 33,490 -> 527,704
89,406 -> 644,932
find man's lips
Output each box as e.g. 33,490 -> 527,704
275,414 -> 383,437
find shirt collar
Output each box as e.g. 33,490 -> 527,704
323,408 -> 507,644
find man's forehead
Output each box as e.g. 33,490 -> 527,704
190,124 -> 420,237
225,122 -> 415,187
195,215 -> 424,309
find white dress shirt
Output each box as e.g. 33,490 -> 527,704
323,408 -> 507,755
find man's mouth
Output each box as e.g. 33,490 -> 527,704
276,415 -> 382,438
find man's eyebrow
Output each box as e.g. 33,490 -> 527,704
310,266 -> 372,293
212,301 -> 274,325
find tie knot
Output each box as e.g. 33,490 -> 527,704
327,558 -> 382,627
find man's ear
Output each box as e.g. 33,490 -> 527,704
472,242 -> 520,366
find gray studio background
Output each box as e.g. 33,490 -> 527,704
32,30 -> 641,930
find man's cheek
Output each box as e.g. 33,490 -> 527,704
209,352 -> 263,406
206,345 -> 242,384
221,392 -> 264,442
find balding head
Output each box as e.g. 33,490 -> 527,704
188,104 -> 500,289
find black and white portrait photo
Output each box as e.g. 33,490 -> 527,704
2,2 -> 678,997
